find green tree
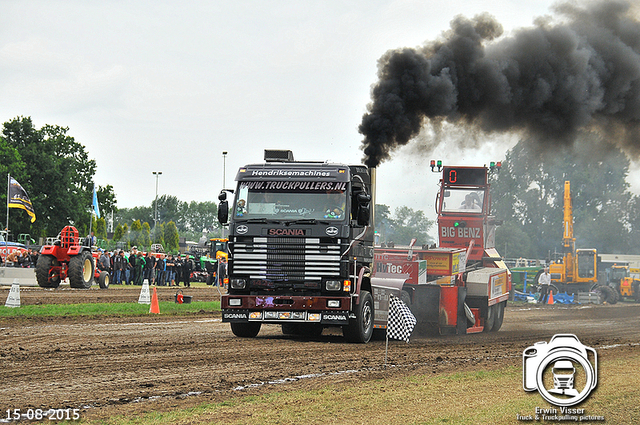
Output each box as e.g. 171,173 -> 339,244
1,117 -> 98,237
115,206 -> 152,227
97,185 -> 117,217
121,223 -> 130,250
154,195 -> 182,226
152,222 -> 165,247
142,222 -> 151,249
164,221 -> 180,252
130,220 -> 143,248
113,223 -> 125,243
491,133 -> 636,258
95,217 -> 107,240
374,204 -> 434,246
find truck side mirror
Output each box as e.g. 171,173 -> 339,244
218,200 -> 229,225
356,193 -> 371,226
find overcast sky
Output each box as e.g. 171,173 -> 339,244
2,0 -> 639,223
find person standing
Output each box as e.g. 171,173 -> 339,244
182,254 -> 193,287
166,254 -> 175,286
129,247 -> 138,285
174,255 -> 183,286
144,252 -> 155,284
155,254 -> 166,286
135,251 -> 146,285
538,267 -> 552,304
113,250 -> 124,285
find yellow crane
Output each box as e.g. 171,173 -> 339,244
546,181 -> 599,293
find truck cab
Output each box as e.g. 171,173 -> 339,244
217,150 -> 375,342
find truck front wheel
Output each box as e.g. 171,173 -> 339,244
231,322 -> 261,338
343,290 -> 374,343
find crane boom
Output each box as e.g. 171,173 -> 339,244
563,181 -> 576,282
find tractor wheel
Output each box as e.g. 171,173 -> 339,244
595,285 -> 616,304
68,251 -> 95,289
343,290 -> 374,343
98,270 -> 110,289
634,282 -> 640,303
230,322 -> 261,338
491,302 -> 505,332
35,255 -> 61,288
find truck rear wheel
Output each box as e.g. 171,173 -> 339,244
69,251 -> 94,289
98,270 -> 110,289
343,290 -> 374,343
35,255 -> 61,288
231,322 -> 261,338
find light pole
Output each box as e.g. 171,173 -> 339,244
221,152 -> 228,238
153,171 -> 162,230
222,151 -> 228,189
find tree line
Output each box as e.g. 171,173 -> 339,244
1,116 -> 221,250
11,116 -> 637,258
491,132 -> 640,259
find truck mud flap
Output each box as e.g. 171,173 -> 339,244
411,285 -> 440,324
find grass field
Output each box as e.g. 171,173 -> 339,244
0,300 -> 220,317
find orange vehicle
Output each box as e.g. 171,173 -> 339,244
373,162 -> 511,334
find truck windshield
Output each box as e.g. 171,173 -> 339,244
441,188 -> 484,213
233,181 -> 347,221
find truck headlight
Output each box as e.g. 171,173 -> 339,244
230,278 -> 246,289
326,280 -> 341,291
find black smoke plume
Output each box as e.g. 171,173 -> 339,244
359,1 -> 640,167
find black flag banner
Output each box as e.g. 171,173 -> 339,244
8,176 -> 36,222
387,294 -> 417,343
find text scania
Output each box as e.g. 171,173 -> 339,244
268,228 -> 305,236
241,181 -> 347,191
441,227 -> 482,239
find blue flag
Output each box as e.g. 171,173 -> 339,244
92,186 -> 100,219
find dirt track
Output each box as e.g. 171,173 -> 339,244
1,286 -> 639,421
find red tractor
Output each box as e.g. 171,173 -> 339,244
36,226 -> 109,289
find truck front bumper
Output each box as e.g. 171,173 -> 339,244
221,295 -> 351,325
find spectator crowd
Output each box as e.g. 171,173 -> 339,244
1,245 -> 207,287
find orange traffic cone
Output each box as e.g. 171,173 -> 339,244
547,291 -> 554,305
150,287 -> 160,314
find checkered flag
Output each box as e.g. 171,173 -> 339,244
387,294 -> 417,343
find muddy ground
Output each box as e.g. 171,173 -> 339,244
1,286 -> 639,422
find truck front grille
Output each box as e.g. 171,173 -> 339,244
231,237 -> 342,281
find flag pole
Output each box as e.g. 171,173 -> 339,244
5,174 -> 9,236
385,332 -> 389,367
